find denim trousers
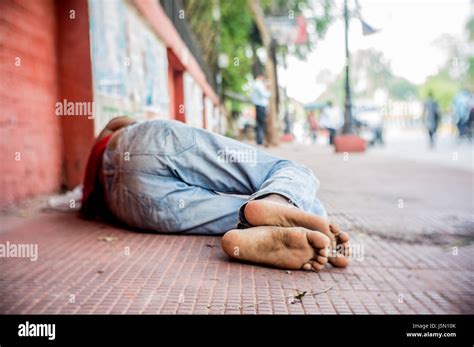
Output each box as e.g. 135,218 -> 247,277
102,120 -> 327,235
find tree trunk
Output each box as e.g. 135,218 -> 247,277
247,0 -> 279,146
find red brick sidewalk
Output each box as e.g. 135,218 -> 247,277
1,144 -> 473,314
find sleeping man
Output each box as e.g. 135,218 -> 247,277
81,116 -> 350,271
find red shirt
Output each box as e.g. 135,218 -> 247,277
82,134 -> 113,205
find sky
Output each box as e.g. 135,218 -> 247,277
279,0 -> 472,103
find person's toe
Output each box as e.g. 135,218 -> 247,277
341,241 -> 350,256
310,260 -> 325,271
338,232 -> 350,243
330,224 -> 349,243
306,230 -> 330,250
329,223 -> 340,234
316,255 -> 328,265
302,263 -> 312,271
329,255 -> 350,268
243,200 -> 263,225
319,247 -> 329,257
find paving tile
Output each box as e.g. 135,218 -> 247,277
1,145 -> 473,314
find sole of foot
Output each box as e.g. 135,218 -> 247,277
222,225 -> 330,271
244,199 -> 350,268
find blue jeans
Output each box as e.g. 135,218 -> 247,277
102,120 -> 327,235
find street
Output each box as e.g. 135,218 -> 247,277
372,127 -> 473,171
1,144 -> 472,314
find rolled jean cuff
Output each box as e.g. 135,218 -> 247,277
236,190 -> 301,229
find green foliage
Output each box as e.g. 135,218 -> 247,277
468,56 -> 474,89
219,0 -> 254,95
386,77 -> 418,100
263,0 -> 333,60
183,0 -> 333,99
352,48 -> 391,94
418,15 -> 473,112
466,16 -> 474,42
183,0 -> 253,97
418,71 -> 459,112
466,16 -> 474,89
320,48 -> 418,106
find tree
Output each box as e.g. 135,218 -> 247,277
419,16 -> 474,112
183,0 -> 333,140
418,71 -> 459,112
248,0 -> 333,144
247,0 -> 279,145
318,48 -> 418,104
465,15 -> 474,89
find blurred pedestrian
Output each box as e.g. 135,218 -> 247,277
467,106 -> 474,140
251,73 -> 270,145
319,101 -> 340,145
453,89 -> 472,140
423,92 -> 440,148
283,110 -> 294,135
307,110 -> 318,144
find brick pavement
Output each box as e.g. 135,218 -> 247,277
1,144 -> 473,314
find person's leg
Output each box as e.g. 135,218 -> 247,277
255,105 -> 264,145
104,119 -> 348,267
104,169 -> 246,235
153,119 -> 350,266
260,106 -> 268,145
311,129 -> 317,143
328,128 -> 336,145
458,120 -> 465,139
428,129 -> 435,147
377,127 -> 384,145
134,120 -> 320,214
103,121 -> 248,235
105,119 -> 323,230
254,105 -> 259,144
432,129 -> 436,146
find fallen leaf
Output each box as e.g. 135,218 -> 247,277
294,291 -> 307,301
206,244 -> 216,248
286,270 -> 292,274
98,236 -> 118,242
97,270 -> 104,274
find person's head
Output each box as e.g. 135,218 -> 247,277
256,73 -> 265,81
327,101 -> 333,107
427,91 -> 434,99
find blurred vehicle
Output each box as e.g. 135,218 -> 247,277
353,105 -> 384,146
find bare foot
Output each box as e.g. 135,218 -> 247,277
244,199 -> 350,268
221,226 -> 330,271
327,223 -> 350,268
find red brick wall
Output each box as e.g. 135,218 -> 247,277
56,0 -> 94,189
0,0 -> 63,206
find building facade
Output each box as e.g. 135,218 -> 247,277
0,0 -> 220,207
